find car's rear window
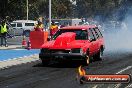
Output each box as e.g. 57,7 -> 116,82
53,29 -> 88,40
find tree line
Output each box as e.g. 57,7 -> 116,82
0,0 -> 132,22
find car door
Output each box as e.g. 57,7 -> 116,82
94,27 -> 104,50
92,28 -> 101,52
88,28 -> 97,55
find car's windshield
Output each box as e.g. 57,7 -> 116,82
52,29 -> 88,40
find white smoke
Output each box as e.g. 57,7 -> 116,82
104,10 -> 132,52
104,18 -> 132,51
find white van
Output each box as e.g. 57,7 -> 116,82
10,20 -> 37,36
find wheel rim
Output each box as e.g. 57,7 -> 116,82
100,50 -> 103,58
86,56 -> 89,65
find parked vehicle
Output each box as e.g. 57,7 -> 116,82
39,25 -> 105,65
10,20 -> 37,36
45,19 -> 82,28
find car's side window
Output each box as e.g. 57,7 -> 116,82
96,27 -> 103,37
76,30 -> 88,40
80,30 -> 88,40
88,29 -> 96,41
91,28 -> 98,40
93,28 -> 100,39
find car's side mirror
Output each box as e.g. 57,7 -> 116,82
88,37 -> 95,42
88,37 -> 92,42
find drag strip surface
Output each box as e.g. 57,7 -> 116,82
0,49 -> 132,88
0,32 -> 132,88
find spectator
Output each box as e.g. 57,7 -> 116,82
50,21 -> 58,38
0,20 -> 8,47
34,21 -> 44,31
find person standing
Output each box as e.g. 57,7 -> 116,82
50,21 -> 58,38
0,20 -> 8,47
34,21 -> 44,31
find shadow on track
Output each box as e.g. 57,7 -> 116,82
33,60 -> 89,68
33,59 -> 103,69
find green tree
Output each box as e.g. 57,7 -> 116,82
1,0 -> 132,22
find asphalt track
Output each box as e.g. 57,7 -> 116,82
0,33 -> 132,88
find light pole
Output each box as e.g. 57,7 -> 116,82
49,0 -> 51,27
27,0 -> 29,20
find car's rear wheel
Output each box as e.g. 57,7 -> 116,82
94,49 -> 103,61
99,49 -> 103,59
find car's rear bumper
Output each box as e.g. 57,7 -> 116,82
39,53 -> 86,61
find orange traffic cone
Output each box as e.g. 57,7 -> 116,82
22,36 -> 27,48
27,40 -> 31,50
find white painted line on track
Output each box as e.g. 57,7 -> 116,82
116,66 -> 132,74
114,66 -> 132,88
93,66 -> 132,88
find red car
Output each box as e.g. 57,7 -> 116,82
39,25 -> 105,65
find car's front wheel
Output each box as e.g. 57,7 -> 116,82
83,55 -> 90,65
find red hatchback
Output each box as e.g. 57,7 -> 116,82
39,25 -> 105,65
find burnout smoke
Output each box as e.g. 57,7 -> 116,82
104,8 -> 132,52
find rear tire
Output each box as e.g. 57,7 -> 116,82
94,49 -> 103,61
